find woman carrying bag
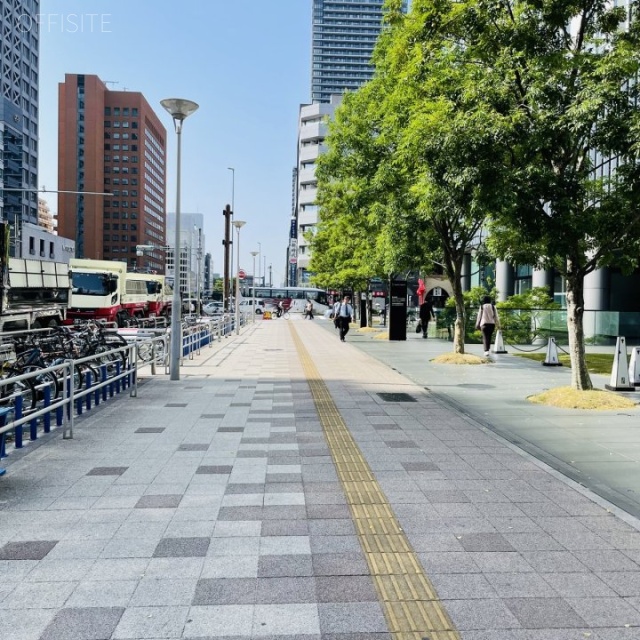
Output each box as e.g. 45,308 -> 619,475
475,295 -> 500,357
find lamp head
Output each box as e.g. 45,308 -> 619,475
160,98 -> 199,121
250,251 -> 259,257
232,220 -> 246,230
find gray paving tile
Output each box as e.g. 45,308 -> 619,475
134,494 -> 182,509
196,465 -> 233,474
255,576 -> 317,603
443,598 -> 523,630
597,571 -> 640,596
113,605 -> 189,638
65,580 -> 138,607
484,572 -> 556,597
572,549 -> 640,572
310,535 -> 361,554
184,604 -> 254,636
316,576 -> 378,602
258,554 -> 314,577
252,603 -> 321,635
193,577 -> 257,605
134,427 -> 165,433
40,607 -> 125,640
201,555 -> 259,578
86,467 -> 128,476
430,573 -> 497,599
153,537 -> 210,558
566,596 -> 640,627
1,580 -> 76,609
225,482 -> 265,494
0,540 -> 58,560
457,533 -> 515,552
313,553 -> 370,576
0,608 -> 56,640
261,520 -> 309,536
318,602 -> 388,633
504,597 -> 588,628
308,519 -> 356,536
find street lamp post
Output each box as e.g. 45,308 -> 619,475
227,168 -> 235,311
257,242 -> 261,289
160,98 -> 199,381
250,250 -> 259,322
232,220 -> 246,335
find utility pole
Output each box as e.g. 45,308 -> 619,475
269,263 -> 273,287
222,205 -> 232,312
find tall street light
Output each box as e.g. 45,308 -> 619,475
250,250 -> 259,322
232,220 -> 246,335
257,242 -> 261,289
227,168 -> 235,311
160,97 -> 199,381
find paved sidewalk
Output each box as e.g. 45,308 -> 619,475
326,319 -> 640,520
0,317 -> 639,638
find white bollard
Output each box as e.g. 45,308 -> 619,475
542,337 -> 562,366
629,346 -> 640,387
605,336 -> 635,391
492,330 -> 508,354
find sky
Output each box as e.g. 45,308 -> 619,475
37,0 -> 312,287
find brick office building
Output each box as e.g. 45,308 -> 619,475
57,74 -> 167,272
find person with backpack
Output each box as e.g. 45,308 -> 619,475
475,295 -> 500,356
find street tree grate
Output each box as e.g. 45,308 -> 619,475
377,392 -> 416,403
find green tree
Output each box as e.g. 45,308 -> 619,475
402,0 -> 640,388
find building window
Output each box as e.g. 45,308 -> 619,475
114,108 -> 120,115
104,107 -> 111,116
29,237 -> 35,255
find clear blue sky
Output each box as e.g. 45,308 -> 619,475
38,0 -> 312,286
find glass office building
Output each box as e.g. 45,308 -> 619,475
311,0 -> 406,103
0,0 -> 39,239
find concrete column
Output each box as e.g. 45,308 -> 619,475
584,267 -> 609,311
461,254 -> 472,292
495,260 -> 514,302
532,267 -> 554,291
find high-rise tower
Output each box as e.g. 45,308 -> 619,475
57,74 -> 167,272
0,0 -> 40,241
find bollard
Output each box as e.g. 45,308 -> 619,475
14,394 -> 23,449
542,337 -> 562,366
85,371 -> 92,411
605,336 -> 635,391
629,346 -> 640,387
101,365 -> 108,402
0,407 -> 8,476
43,385 -> 51,433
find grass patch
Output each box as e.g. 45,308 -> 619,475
374,331 -> 389,340
432,353 -> 487,365
515,352 -> 613,375
528,386 -> 637,410
357,326 -> 383,333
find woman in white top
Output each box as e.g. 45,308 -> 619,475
475,295 -> 500,356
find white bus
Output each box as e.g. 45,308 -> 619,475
249,287 -> 330,313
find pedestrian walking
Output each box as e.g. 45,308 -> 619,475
304,300 -> 314,319
418,297 -> 435,339
475,295 -> 500,356
334,296 -> 354,342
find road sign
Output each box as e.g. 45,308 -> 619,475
238,269 -> 246,279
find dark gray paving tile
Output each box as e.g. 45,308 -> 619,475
238,451 -> 269,458
255,576 -> 317,603
201,414 -> 225,418
430,573 -> 497,599
226,483 -> 265,494
135,494 -> 182,509
178,444 -> 209,451
308,519 -> 356,536
86,467 -> 128,476
218,427 -> 245,432
193,577 -> 257,604
153,537 -> 210,558
218,506 -> 263,521
385,441 -> 419,448
307,504 -> 352,519
266,482 -> 305,493
165,403 -> 187,407
197,465 -> 233,475
458,533 -> 515,552
313,553 -> 369,576
40,607 -> 125,640
323,635 -> 392,640
402,461 -> 440,471
261,521 -> 309,536
316,576 -> 378,602
258,554 -> 314,577
135,427 -> 165,433
262,506 -> 307,520
504,597 -> 588,628
310,536 -> 361,554
318,601 -> 388,633
0,540 -> 58,560
267,473 -> 303,483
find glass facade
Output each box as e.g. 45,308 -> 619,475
311,0 -> 405,103
0,0 -> 39,239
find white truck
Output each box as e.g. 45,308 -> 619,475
67,259 -> 150,327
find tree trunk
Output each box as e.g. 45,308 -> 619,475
451,278 -> 466,354
565,259 -> 593,390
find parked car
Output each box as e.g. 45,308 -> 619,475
239,299 -> 265,314
203,301 -> 224,316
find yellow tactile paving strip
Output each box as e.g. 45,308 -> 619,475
290,324 -> 461,640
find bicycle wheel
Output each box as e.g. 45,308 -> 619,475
136,341 -> 154,363
283,311 -> 290,319
0,376 -> 37,411
22,367 -> 60,402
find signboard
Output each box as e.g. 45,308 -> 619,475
238,269 -> 246,279
289,257 -> 297,264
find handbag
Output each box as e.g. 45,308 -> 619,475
415,322 -> 422,334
